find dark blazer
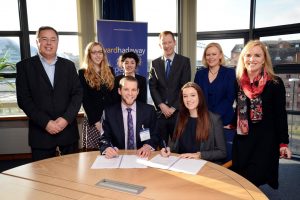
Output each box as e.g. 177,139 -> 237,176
99,102 -> 160,153
149,54 -> 191,110
172,112 -> 227,163
194,66 -> 236,125
113,74 -> 147,103
16,55 -> 83,149
78,68 -> 114,125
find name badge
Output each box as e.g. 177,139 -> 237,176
140,128 -> 150,142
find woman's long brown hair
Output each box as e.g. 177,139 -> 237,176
173,82 -> 210,142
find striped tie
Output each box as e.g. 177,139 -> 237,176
126,108 -> 134,149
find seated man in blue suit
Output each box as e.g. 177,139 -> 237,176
99,76 -> 159,158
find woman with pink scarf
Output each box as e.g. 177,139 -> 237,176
232,40 -> 292,189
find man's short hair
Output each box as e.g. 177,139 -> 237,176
36,26 -> 59,39
159,31 -> 175,41
119,76 -> 139,89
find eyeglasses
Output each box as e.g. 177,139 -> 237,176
39,37 -> 58,43
90,50 -> 104,55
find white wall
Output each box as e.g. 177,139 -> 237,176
0,117 -> 84,154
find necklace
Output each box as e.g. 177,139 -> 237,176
209,69 -> 219,75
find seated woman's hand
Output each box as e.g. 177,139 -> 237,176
179,152 -> 201,159
160,147 -> 171,157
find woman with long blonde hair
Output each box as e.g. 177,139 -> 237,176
233,40 -> 291,189
79,42 -> 115,150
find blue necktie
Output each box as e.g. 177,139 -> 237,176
126,108 -> 134,149
166,59 -> 171,79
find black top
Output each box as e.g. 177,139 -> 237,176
78,68 -> 115,125
178,117 -> 200,153
172,112 -> 227,163
232,77 -> 289,189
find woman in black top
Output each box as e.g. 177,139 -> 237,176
78,42 -> 114,150
113,52 -> 147,103
161,82 -> 226,163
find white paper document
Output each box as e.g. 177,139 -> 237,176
119,155 -> 147,168
137,154 -> 207,175
91,155 -> 147,169
169,158 -> 207,175
137,155 -> 180,169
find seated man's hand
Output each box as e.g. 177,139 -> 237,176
104,147 -> 119,159
160,147 -> 171,157
137,144 -> 152,158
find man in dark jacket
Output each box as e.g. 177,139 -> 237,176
16,26 -> 83,161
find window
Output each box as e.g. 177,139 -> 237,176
135,0 -> 177,33
260,34 -> 300,65
0,0 -> 79,116
0,0 -> 20,30
197,0 -> 250,31
256,0 -> 300,28
196,39 -> 244,67
27,0 -> 78,32
135,0 -> 178,67
0,36 -> 20,115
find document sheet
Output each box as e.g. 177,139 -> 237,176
91,155 -> 147,169
137,154 -> 207,175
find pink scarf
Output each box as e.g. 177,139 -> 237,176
237,69 -> 271,135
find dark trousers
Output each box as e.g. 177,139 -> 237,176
223,128 -> 236,162
31,142 -> 79,161
157,111 -> 178,145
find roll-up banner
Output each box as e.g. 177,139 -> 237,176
97,20 -> 148,77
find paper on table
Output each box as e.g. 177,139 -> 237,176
91,155 -> 148,169
137,154 -> 207,175
137,155 -> 180,169
119,155 -> 147,168
91,155 -> 122,169
169,158 -> 207,175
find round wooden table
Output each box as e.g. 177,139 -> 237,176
2,151 -> 268,200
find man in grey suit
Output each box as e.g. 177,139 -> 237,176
149,31 -> 191,144
16,26 -> 83,161
99,76 -> 159,158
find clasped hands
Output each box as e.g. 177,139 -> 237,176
159,103 -> 176,118
46,117 -> 68,135
104,144 -> 153,159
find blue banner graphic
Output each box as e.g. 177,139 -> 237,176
97,20 -> 148,77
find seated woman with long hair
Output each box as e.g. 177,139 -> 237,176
161,82 -> 226,164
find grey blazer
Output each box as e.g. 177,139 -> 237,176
172,112 -> 227,163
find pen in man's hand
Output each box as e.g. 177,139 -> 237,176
110,142 -> 118,158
